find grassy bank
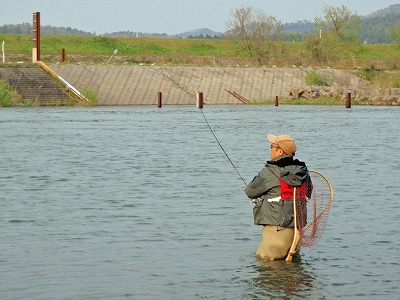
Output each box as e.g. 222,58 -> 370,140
1,34 -> 400,70
1,34 -> 400,106
0,79 -> 31,107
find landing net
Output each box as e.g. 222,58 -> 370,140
296,170 -> 333,248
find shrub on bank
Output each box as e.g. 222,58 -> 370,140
305,69 -> 331,86
81,88 -> 99,104
0,80 -> 25,107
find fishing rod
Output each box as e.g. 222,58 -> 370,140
198,107 -> 248,187
153,66 -> 248,186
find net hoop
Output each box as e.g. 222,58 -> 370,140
286,170 -> 333,261
301,170 -> 333,248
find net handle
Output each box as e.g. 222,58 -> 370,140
286,187 -> 300,262
285,170 -> 334,261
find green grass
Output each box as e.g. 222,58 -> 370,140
256,97 -> 344,105
0,34 -> 240,56
256,96 -> 370,106
81,88 -> 99,104
0,79 -> 30,107
2,33 -> 399,68
305,69 -> 331,86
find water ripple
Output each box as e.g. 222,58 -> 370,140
1,106 -> 399,299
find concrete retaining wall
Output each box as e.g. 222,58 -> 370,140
50,64 -> 306,105
49,64 -> 400,105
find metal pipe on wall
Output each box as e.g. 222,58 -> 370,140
32,12 -> 41,62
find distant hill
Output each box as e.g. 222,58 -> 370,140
1,4 -> 400,43
281,20 -> 314,42
0,22 -> 94,36
359,4 -> 400,44
173,28 -> 224,39
283,20 -> 314,34
363,3 -> 400,18
101,31 -> 169,38
101,28 -> 224,39
282,4 -> 400,44
0,23 -> 222,39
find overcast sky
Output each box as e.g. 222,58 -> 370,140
1,0 -> 399,35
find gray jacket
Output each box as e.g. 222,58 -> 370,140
244,155 -> 310,227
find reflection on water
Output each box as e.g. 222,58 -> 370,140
248,256 -> 317,299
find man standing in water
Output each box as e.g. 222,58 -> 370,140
244,134 -> 310,260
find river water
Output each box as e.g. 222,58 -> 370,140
1,105 -> 399,299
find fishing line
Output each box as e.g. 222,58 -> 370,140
198,108 -> 248,186
153,66 -> 248,186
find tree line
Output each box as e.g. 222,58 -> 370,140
226,5 -> 400,65
1,4 -> 399,44
0,23 -> 94,36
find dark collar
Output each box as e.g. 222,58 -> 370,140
267,155 -> 306,167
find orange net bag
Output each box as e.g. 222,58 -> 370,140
296,170 -> 333,248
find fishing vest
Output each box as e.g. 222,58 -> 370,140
279,179 -> 307,200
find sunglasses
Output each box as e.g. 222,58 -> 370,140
270,144 -> 280,149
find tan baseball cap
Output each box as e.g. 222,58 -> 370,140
267,134 -> 297,156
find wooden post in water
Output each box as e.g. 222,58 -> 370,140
197,92 -> 204,109
61,48 -> 66,63
158,92 -> 162,108
275,96 -> 279,106
32,12 -> 41,62
346,92 -> 352,108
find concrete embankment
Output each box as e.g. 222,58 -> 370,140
51,64 -> 400,106
49,64 -> 307,105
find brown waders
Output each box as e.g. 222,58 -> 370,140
256,225 -> 295,261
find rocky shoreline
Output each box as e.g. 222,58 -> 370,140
288,85 -> 400,106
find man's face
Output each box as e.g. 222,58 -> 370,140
270,143 -> 284,160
